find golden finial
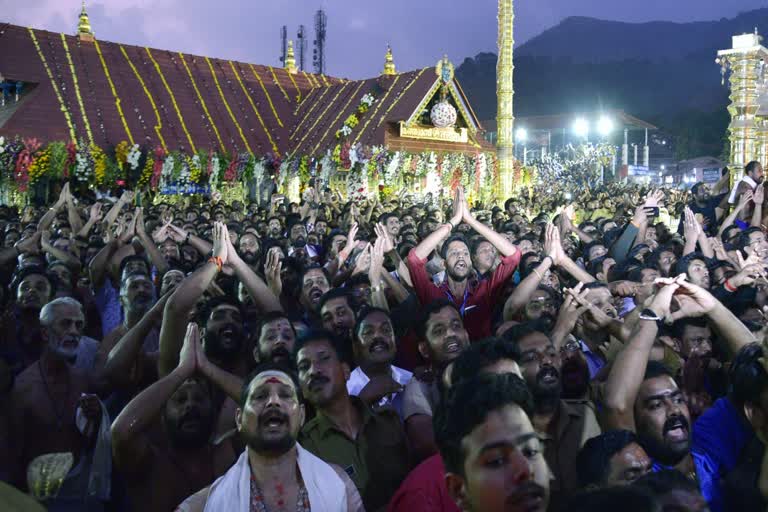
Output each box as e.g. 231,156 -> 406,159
77,1 -> 95,42
285,39 -> 298,74
383,45 -> 396,76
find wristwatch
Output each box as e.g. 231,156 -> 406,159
638,308 -> 662,321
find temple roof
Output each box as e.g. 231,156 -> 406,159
0,22 -> 487,157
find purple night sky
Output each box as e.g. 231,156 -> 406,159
2,0 -> 766,79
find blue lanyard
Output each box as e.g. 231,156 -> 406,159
445,287 -> 471,317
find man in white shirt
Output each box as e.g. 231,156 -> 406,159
347,307 -> 412,419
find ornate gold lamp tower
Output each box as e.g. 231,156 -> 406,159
77,1 -> 95,42
284,40 -> 298,74
496,0 -> 515,198
717,30 -> 768,180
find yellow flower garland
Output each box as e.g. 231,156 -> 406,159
287,71 -> 302,102
120,45 -> 167,151
91,143 -> 107,186
309,81 -> 364,155
115,140 -> 130,169
320,74 -> 330,86
375,68 -> 428,130
293,81 -> 351,155
179,53 -> 225,153
94,40 -> 134,144
248,64 -> 283,128
60,34 -> 93,144
28,148 -> 50,184
205,57 -> 252,154
28,29 -> 76,142
137,151 -> 154,188
229,61 -> 280,155
352,74 -> 401,145
268,66 -> 291,102
302,71 -> 319,89
290,85 -> 332,140
146,48 -> 197,153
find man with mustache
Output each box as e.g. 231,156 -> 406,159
728,160 -> 764,220
319,288 -> 356,348
237,231 -> 260,267
7,297 -> 103,503
178,362 -> 363,511
112,323 -> 237,512
347,308 -> 413,419
406,188 -> 520,340
403,299 -> 471,463
252,312 -> 295,366
297,265 -> 330,323
675,254 -> 711,290
435,372 -> 551,512
505,322 -> 600,508
576,430 -> 652,490
295,330 -> 410,511
604,276 -> 756,510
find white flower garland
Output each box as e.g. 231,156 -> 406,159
160,154 -> 175,190
209,154 -> 220,192
74,150 -> 90,183
425,152 -> 440,196
360,93 -> 375,108
0,136 -> 6,155
318,154 -> 334,188
383,151 -> 400,184
347,164 -> 368,203
126,144 -> 141,171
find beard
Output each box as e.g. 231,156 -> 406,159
637,414 -> 690,466
560,358 -> 590,399
204,324 -> 245,362
263,345 -> 292,365
241,251 -> 259,265
532,365 -> 561,403
241,410 -> 297,456
446,263 -> 471,282
165,411 -> 213,450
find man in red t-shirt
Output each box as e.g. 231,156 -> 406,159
406,188 -> 520,341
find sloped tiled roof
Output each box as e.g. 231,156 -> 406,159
0,22 -> 484,158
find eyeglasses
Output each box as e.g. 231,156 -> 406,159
560,340 -> 581,355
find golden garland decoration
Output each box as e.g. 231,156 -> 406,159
60,34 -> 93,144
179,53 -> 225,153
374,68 -> 428,130
145,48 -> 197,153
293,81 -> 352,155
309,80 -> 364,155
293,86 -> 317,115
205,57 -> 253,153
302,71 -> 319,89
28,29 -> 76,142
248,64 -> 283,128
268,66 -> 291,102
290,85 -> 332,140
229,61 -> 280,155
287,70 -> 302,102
94,40 -> 134,144
120,45 -> 167,151
320,74 -> 330,86
352,74 -> 401,145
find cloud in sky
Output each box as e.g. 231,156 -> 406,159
2,0 -> 765,78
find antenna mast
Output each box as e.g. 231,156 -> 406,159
297,25 -> 307,71
279,25 -> 287,65
313,9 -> 327,75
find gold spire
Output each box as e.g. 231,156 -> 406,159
383,45 -> 396,76
285,40 -> 298,74
77,1 -> 95,42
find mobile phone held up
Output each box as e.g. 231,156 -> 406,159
644,207 -> 660,218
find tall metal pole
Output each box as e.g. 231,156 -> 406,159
496,0 -> 515,199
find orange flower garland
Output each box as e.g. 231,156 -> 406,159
94,40 -> 134,144
229,61 -> 280,155
146,48 -> 196,153
205,57 -> 252,153
28,29 -> 76,142
120,45 -> 167,151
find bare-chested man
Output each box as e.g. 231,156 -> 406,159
111,323 -> 239,512
7,297 -> 102,497
177,361 -> 363,511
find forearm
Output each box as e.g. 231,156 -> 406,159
632,223 -> 648,249
103,200 -> 126,226
387,251 -> 413,289
572,227 -> 594,244
43,243 -> 81,270
717,207 -> 743,237
202,364 -> 243,403
753,203 -> 763,228
465,217 -> 516,257
104,313 -> 159,380
698,232 -> 714,259
77,218 -> 97,239
381,271 -> 410,304
139,234 -> 170,274
604,320 -> 658,430
683,235 -> 697,256
708,305 -> 756,358
113,367 -> 188,439
412,223 -> 451,260
168,262 -> 219,314
610,224 -> 639,264
232,259 -> 282,312
558,256 -> 596,284
189,235 -> 213,256
66,202 -> 84,233
503,259 -> 551,320
89,240 -> 119,287
38,206 -> 60,231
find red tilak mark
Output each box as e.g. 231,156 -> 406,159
265,377 -> 283,384
276,483 -> 285,495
